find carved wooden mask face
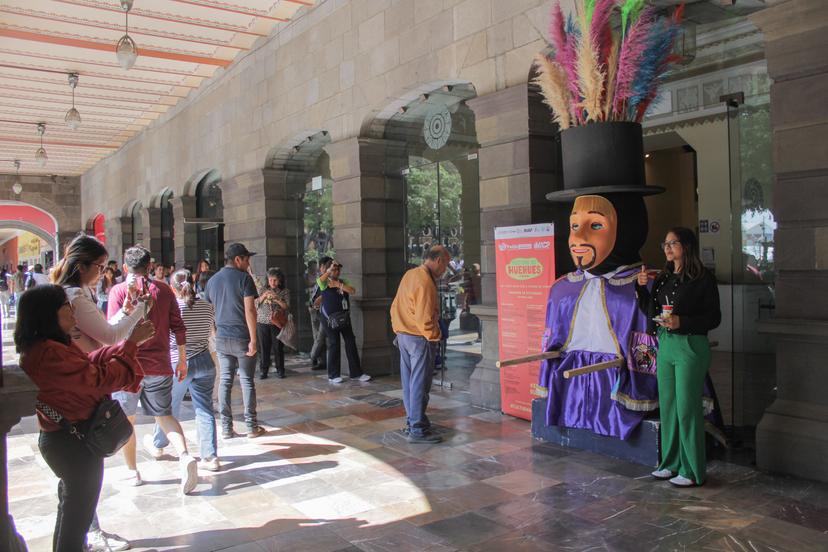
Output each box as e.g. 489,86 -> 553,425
568,195 -> 618,271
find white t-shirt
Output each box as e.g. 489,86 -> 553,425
31,273 -> 51,287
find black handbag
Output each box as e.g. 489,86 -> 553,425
325,309 -> 351,330
37,398 -> 134,458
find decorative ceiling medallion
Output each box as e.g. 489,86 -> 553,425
423,105 -> 452,150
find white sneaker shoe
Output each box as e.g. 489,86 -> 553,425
180,454 -> 198,494
668,474 -> 696,487
329,377 -> 343,384
86,529 -> 131,551
125,469 -> 142,487
142,434 -> 164,460
651,468 -> 675,480
199,457 -> 221,472
358,374 -> 372,382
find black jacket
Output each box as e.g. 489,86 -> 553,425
636,268 -> 721,336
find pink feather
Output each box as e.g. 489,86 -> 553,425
590,0 -> 615,66
612,6 -> 655,117
549,3 -> 582,124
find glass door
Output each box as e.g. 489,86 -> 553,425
725,94 -> 776,449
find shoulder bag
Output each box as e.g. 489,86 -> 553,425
37,398 -> 133,458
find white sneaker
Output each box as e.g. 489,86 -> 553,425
329,377 -> 343,384
86,529 -> 131,551
199,457 -> 221,472
142,434 -> 164,460
358,374 -> 372,382
124,469 -> 142,487
180,454 -> 198,494
668,474 -> 696,487
651,468 -> 675,480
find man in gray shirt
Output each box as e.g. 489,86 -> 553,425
203,243 -> 265,438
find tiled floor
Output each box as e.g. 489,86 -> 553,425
5,316 -> 828,551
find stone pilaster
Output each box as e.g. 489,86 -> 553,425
145,206 -> 163,263
466,83 -> 564,411
751,0 -> 828,482
324,137 -> 407,375
171,196 -> 198,268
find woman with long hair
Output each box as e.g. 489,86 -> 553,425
146,270 -> 220,471
194,258 -> 211,293
637,227 -> 721,487
16,285 -> 154,552
96,266 -> 117,313
255,267 -> 290,379
51,234 -> 149,551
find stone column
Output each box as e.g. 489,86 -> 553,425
466,84 -> 564,410
751,0 -> 828,482
145,206 -> 163,263
222,168 -> 305,332
171,196 -> 198,268
105,215 -> 132,261
324,137 -> 407,375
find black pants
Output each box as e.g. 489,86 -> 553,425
257,322 -> 284,376
324,319 -> 362,379
38,429 -> 104,552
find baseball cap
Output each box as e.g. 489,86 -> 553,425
225,242 -> 256,259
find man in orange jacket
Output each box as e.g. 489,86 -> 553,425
390,245 -> 451,443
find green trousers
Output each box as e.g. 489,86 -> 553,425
656,329 -> 711,484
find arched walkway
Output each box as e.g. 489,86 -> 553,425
0,201 -> 60,256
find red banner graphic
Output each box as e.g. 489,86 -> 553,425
495,224 -> 556,420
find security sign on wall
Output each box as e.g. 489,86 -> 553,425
423,105 -> 452,150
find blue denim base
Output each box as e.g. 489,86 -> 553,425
152,349 -> 218,459
396,333 -> 435,438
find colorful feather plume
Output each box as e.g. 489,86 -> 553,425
533,54 -> 572,129
534,0 -> 684,128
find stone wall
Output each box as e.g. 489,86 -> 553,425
80,0 -> 552,223
751,0 -> 828,482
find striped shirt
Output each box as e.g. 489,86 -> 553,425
169,297 -> 214,364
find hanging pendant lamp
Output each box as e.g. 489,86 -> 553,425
65,73 -> 82,130
35,123 -> 48,168
11,160 -> 22,195
116,0 -> 138,70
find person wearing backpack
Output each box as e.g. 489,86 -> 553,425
315,259 -> 371,384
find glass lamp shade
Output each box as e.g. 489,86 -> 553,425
35,147 -> 48,167
12,180 -> 22,195
116,34 -> 138,70
120,0 -> 134,11
65,107 -> 82,130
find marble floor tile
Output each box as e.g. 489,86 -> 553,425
5,346 -> 825,552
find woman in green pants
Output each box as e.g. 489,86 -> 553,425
636,227 -> 721,487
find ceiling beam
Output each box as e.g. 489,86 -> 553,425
168,0 -> 289,22
0,47 -> 215,79
0,28 -> 233,67
0,84 -> 172,107
0,136 -> 119,149
0,6 -> 250,51
51,0 -> 268,38
0,63 -> 196,92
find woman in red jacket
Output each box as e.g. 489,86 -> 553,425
15,285 -> 154,552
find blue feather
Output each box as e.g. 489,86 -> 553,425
626,18 -> 679,118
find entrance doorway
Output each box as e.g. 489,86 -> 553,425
643,96 -> 775,458
403,154 -> 481,385
195,174 -> 224,268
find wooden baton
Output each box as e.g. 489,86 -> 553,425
496,350 -> 560,368
563,358 -> 624,379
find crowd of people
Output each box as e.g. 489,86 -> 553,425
10,234 -> 382,552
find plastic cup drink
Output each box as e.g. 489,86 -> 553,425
661,304 -> 673,318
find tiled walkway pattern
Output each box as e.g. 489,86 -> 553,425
5,317 -> 828,551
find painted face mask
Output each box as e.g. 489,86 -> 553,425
568,195 -> 617,272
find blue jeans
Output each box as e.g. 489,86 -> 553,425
397,333 -> 436,438
152,350 -> 217,459
215,336 -> 258,431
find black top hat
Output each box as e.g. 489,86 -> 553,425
546,122 -> 664,202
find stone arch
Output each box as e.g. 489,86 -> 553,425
173,169 -> 223,269
261,129 -> 333,352
0,201 -> 60,263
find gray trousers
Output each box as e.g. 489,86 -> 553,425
309,307 -> 326,364
215,336 -> 258,431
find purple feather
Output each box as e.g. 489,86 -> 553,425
548,4 -> 583,124
590,0 -> 615,65
612,7 -> 654,117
